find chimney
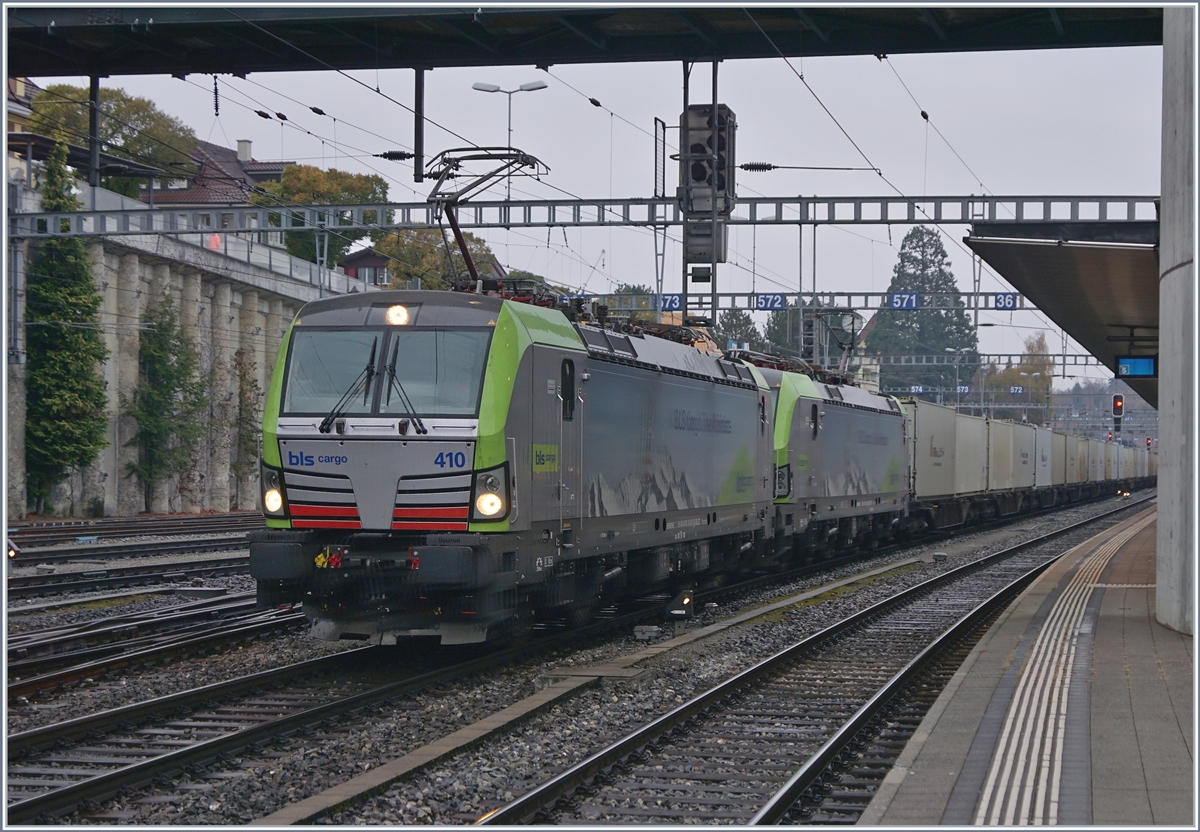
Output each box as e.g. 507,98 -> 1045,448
237,139 -> 252,162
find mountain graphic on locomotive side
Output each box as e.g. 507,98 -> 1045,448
249,290 -> 1156,645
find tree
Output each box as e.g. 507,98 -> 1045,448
612,283 -> 656,321
231,349 -> 263,508
977,332 -> 1055,424
711,308 -> 763,352
122,295 -> 210,513
24,137 -> 110,514
253,165 -> 389,265
865,226 -> 978,396
374,227 -> 497,291
30,84 -> 197,198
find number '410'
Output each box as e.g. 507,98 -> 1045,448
434,452 -> 467,468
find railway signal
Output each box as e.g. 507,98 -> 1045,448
1111,394 -> 1124,416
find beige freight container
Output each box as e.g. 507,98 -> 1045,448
1150,450 -> 1158,478
956,413 -> 989,495
987,420 -> 1014,491
1089,439 -> 1105,482
905,399 -> 958,499
1065,436 -> 1085,484
1012,423 -> 1037,489
1104,442 -> 1117,481
1050,431 -> 1067,486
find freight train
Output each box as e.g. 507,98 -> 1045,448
249,290 -> 1155,645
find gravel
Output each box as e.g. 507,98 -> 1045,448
36,494 -> 1149,825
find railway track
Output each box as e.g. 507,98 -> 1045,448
10,536 -> 251,566
7,556 -> 249,599
7,592 -> 283,677
7,605 -> 306,701
8,513 -> 263,547
477,499 -> 1153,825
5,497 -> 1150,824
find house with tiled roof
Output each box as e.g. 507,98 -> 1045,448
142,138 -> 291,208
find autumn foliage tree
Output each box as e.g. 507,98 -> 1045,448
373,228 -> 498,290
30,84 -> 196,197
253,165 -> 389,265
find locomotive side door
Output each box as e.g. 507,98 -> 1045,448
532,349 -> 584,547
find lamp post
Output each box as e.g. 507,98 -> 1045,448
471,80 -> 548,201
944,346 -> 970,411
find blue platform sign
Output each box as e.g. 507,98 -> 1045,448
890,292 -> 920,310
1116,355 -> 1157,378
755,293 -> 785,310
994,292 -> 1019,310
657,294 -> 682,311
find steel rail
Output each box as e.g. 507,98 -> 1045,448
7,600 -> 268,677
7,556 -> 249,597
7,612 -> 304,700
477,496 -> 1152,825
9,513 -> 263,546
11,537 -> 251,566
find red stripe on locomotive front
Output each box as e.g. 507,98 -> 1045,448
392,507 -> 470,519
290,504 -> 360,517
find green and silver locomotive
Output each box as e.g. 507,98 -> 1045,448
251,290 -> 789,645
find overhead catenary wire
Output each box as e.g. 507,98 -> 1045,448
743,10 -> 1064,338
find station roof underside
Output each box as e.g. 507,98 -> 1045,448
967,222 -> 1159,409
8,6 -> 1163,78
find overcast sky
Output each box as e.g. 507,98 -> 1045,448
42,40 -> 1163,389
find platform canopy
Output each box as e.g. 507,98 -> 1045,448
967,221 -> 1159,409
8,6 -> 1163,78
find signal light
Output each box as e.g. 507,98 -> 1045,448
1112,394 -> 1124,416
1147,437 -> 1153,448
1107,432 -> 1114,441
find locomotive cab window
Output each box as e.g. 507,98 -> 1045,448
561,359 -> 576,421
282,327 -> 493,417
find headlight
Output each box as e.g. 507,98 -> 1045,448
475,492 -> 504,516
471,464 -> 510,521
260,460 -> 287,516
386,305 -> 410,326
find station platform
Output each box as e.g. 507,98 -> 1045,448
863,503 -> 1194,826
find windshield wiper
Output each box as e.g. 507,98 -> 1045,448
385,339 -> 428,435
318,338 -> 377,434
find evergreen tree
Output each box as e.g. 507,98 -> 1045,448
122,295 -> 210,512
865,226 -> 977,396
24,137 -> 110,513
711,308 -> 763,352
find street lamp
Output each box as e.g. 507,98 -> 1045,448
944,347 -> 970,411
471,80 -> 549,201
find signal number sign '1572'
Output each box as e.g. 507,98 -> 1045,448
889,292 -> 920,310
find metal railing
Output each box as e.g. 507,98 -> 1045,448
8,194 -> 1160,240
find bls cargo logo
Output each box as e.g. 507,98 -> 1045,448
287,451 -> 349,467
